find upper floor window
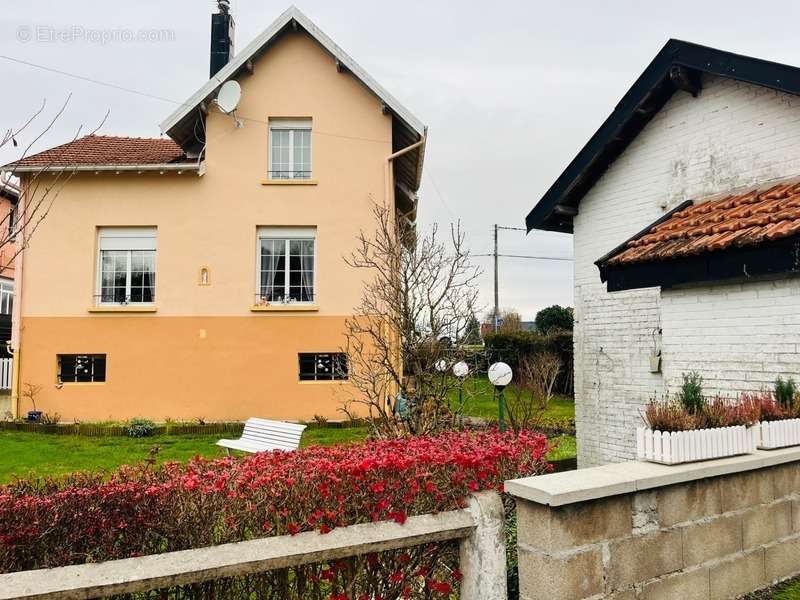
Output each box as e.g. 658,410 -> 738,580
269,118 -> 311,180
0,279 -> 12,316
257,226 -> 315,304
97,228 -> 156,305
7,205 -> 16,240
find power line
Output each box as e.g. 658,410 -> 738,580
473,254 -> 573,261
0,54 -> 392,145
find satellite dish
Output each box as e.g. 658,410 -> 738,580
216,81 -> 241,114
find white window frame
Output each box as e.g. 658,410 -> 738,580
268,118 -> 312,180
0,277 -> 12,316
96,227 -> 157,306
256,226 -> 317,305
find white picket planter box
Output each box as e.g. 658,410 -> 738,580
636,425 -> 757,465
756,419 -> 800,449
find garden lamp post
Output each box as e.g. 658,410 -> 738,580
452,360 -> 470,413
488,362 -> 513,432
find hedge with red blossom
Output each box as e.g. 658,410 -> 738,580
0,430 -> 550,599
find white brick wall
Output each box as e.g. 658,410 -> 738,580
573,74 -> 800,466
662,278 -> 800,394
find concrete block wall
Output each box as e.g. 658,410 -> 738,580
572,73 -> 800,466
513,457 -> 800,599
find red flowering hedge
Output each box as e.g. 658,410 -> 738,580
0,430 -> 549,598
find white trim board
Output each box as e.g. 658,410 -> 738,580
159,6 -> 426,138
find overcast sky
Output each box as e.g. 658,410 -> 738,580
3,1 -> 800,319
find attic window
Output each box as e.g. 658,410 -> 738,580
269,118 -> 311,180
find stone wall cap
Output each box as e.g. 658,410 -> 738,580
507,446 -> 800,507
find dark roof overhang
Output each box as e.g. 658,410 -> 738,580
526,39 -> 800,234
601,234 -> 800,292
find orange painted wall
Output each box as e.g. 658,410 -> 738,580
17,30 -> 398,420
18,316 -> 355,421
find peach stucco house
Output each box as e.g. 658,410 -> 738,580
4,6 -> 425,421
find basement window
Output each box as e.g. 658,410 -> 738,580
299,353 -> 348,381
58,354 -> 106,383
269,118 -> 312,180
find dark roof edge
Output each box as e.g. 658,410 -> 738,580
527,39 -> 800,233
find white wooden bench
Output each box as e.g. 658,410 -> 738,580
217,418 -> 307,454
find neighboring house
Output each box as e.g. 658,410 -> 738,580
4,6 -> 425,421
479,321 -> 537,338
526,40 -> 800,467
0,179 -> 17,359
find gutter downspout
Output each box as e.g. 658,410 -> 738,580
383,137 -> 425,217
9,179 -> 24,418
383,136 -> 426,412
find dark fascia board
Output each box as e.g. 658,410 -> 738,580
526,39 -> 800,234
602,235 -> 800,292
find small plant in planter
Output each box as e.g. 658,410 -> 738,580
753,379 -> 800,450
637,373 -> 758,465
22,382 -> 43,423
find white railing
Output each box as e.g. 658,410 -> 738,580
0,491 -> 507,600
0,357 -> 12,390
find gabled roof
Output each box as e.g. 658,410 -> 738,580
526,40 -> 800,233
160,6 -> 426,190
5,135 -> 193,173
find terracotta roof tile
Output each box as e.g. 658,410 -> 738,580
604,181 -> 800,266
5,135 -> 188,169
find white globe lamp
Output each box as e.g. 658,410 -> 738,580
488,361 -> 513,432
488,362 -> 513,387
452,361 -> 469,378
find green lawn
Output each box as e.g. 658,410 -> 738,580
773,580 -> 800,600
0,427 -> 368,484
451,374 -> 575,423
0,383 -> 576,484
742,576 -> 800,599
546,435 -> 577,462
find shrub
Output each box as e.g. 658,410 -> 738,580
775,377 -> 798,412
0,429 -> 550,597
645,400 -> 704,432
39,413 -> 61,426
484,330 -> 573,396
534,305 -> 573,334
678,371 -> 704,414
127,417 -> 156,438
703,396 -> 760,428
645,392 -> 781,432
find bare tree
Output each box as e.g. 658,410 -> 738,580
505,357 -> 542,434
484,307 -> 523,333
0,96 -> 109,276
341,201 -> 481,438
529,351 -> 562,409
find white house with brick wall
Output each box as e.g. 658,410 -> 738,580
526,40 -> 800,467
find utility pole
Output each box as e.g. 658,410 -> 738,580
493,224 -> 499,332
492,225 -> 531,333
